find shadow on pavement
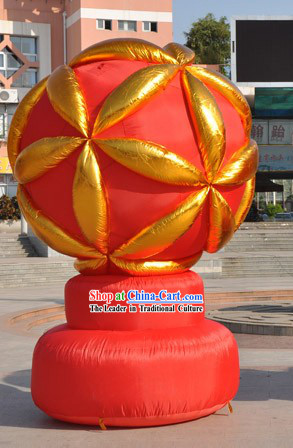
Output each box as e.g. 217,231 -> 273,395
0,298 -> 64,305
1,367 -> 293,430
0,369 -> 95,430
221,304 -> 293,314
235,367 -> 293,401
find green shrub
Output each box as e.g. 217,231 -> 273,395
265,203 -> 283,217
0,195 -> 21,221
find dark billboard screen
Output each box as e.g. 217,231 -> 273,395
236,20 -> 293,82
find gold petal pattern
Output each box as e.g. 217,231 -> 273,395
14,137 -> 86,184
74,258 -> 108,275
214,140 -> 258,186
182,70 -> 225,183
7,40 -> 257,276
73,141 -> 108,254
205,187 -> 235,253
110,252 -> 203,276
93,64 -> 179,135
234,178 -> 256,231
112,188 -> 209,260
95,138 -> 206,185
17,185 -> 102,259
7,77 -> 48,170
69,38 -> 178,67
186,66 -> 252,139
47,65 -> 89,137
163,43 -> 195,65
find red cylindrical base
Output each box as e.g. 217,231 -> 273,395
31,271 -> 240,426
65,271 -> 204,330
31,320 -> 239,426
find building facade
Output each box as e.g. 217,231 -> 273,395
231,16 -> 293,210
0,0 -> 173,196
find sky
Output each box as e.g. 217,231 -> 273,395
173,0 -> 293,43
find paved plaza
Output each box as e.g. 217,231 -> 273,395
0,278 -> 293,447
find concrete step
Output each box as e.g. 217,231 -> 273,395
232,232 -> 293,236
0,257 -> 76,287
221,273 -> 293,277
9,306 -> 66,334
239,223 -> 293,228
0,276 -> 74,285
223,261 -> 293,266
0,247 -> 36,251
228,236 -> 293,240
0,235 -> 37,258
0,251 -> 37,257
223,268 -> 293,272
228,240 -> 293,244
0,273 -> 75,280
228,239 -> 293,243
0,275 -> 76,287
223,267 -> 293,272
0,240 -> 36,245
222,267 -> 293,272
222,260 -> 293,267
222,260 -> 293,266
227,247 -> 293,251
205,292 -> 293,304
0,279 -> 73,288
0,245 -> 37,251
0,263 -> 74,272
0,270 -> 74,276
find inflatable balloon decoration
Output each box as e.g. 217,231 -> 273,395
8,39 -> 258,427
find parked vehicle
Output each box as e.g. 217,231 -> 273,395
274,213 -> 293,221
260,213 -> 269,221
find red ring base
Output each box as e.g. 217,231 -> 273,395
31,319 -> 239,427
65,271 -> 205,330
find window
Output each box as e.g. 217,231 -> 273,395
0,112 -> 14,140
10,36 -> 37,62
0,47 -> 23,79
143,21 -> 158,32
12,69 -> 38,88
0,174 -> 17,197
118,20 -> 137,32
96,19 -> 112,30
0,114 -> 5,139
0,36 -> 38,87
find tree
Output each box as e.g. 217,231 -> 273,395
184,13 -> 230,69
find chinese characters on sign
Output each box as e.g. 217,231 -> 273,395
251,121 -> 268,144
252,120 -> 293,145
258,146 -> 293,171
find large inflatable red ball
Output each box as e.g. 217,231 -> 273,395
8,39 -> 257,427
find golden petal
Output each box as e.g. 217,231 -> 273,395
74,258 -> 108,275
14,137 -> 86,184
95,138 -> 206,186
69,38 -> 178,67
163,43 -> 195,65
18,185 -> 102,259
47,65 -> 89,137
73,141 -> 108,254
214,140 -> 258,186
110,252 -> 202,276
205,187 -> 235,253
182,70 -> 225,183
93,64 -> 179,135
7,77 -> 48,171
112,188 -> 209,260
186,66 -> 252,139
234,178 -> 256,231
